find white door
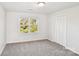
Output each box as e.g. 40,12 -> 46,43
55,16 -> 66,46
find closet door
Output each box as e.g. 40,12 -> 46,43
55,16 -> 66,46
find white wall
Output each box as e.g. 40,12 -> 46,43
0,5 -> 6,55
48,13 -> 67,47
48,5 -> 79,54
6,12 -> 48,43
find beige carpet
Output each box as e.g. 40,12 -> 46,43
1,40 -> 79,56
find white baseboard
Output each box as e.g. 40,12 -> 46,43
7,38 -> 48,44
65,47 -> 79,55
0,43 -> 6,55
49,39 -> 79,55
7,34 -> 48,43
49,39 -> 65,48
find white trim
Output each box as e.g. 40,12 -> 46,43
49,39 -> 79,55
49,39 -> 65,47
0,43 -> 6,55
7,39 -> 48,44
65,46 -> 79,55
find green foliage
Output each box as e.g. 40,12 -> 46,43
20,17 -> 38,33
20,17 -> 29,33
30,18 -> 38,32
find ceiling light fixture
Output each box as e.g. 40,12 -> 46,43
37,2 -> 46,7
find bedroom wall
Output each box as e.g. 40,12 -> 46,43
48,13 -> 67,47
0,5 -> 6,55
6,12 -> 48,43
48,5 -> 79,54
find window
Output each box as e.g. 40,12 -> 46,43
19,17 -> 38,33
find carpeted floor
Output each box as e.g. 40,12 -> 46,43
1,40 -> 79,56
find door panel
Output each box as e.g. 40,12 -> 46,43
55,16 -> 66,46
